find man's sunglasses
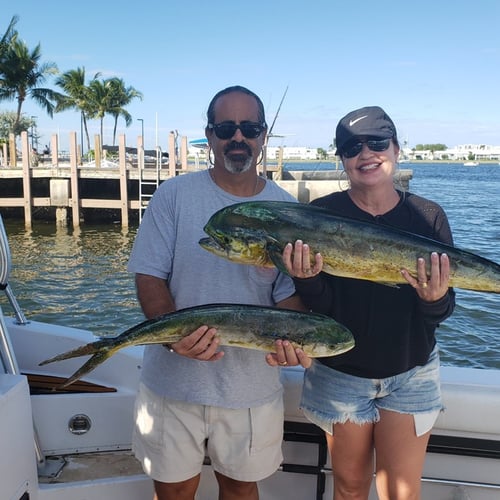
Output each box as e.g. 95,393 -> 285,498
341,138 -> 391,158
208,121 -> 266,140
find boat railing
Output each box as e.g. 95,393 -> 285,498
0,214 -> 45,465
0,215 -> 28,325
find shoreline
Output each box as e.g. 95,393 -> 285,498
272,159 -> 499,165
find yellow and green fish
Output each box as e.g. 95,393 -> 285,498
39,303 -> 355,388
200,201 -> 500,293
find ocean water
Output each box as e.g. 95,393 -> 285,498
403,163 -> 499,369
0,162 -> 498,369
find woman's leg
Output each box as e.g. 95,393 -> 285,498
327,422 -> 375,500
373,409 -> 430,500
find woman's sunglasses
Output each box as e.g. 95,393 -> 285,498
208,121 -> 266,140
341,138 -> 391,158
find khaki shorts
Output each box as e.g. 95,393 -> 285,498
133,383 -> 284,483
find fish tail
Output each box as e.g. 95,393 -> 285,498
38,338 -> 112,366
56,349 -> 116,389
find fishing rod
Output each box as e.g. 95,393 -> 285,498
263,85 -> 289,176
267,85 -> 289,139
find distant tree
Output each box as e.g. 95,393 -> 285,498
414,143 -> 447,151
0,37 -> 61,134
55,67 -> 101,151
317,147 -> 327,159
0,110 -> 32,142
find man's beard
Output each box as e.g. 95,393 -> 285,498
223,141 -> 254,174
223,154 -> 253,173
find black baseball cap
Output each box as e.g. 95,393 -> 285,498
335,106 -> 397,155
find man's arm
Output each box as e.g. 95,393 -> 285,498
135,273 -> 175,319
277,293 -> 308,312
134,273 -> 223,361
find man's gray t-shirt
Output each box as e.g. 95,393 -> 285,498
128,169 -> 297,408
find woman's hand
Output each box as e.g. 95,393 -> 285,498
282,240 -> 323,278
401,252 -> 450,302
266,340 -> 312,369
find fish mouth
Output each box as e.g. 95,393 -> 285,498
199,236 -> 226,252
200,227 -> 273,267
202,224 -> 228,249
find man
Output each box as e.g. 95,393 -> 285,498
128,85 -> 309,500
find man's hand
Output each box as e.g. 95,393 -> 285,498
169,325 -> 224,361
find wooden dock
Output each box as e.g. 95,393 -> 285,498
0,130 -> 189,228
0,130 -> 413,228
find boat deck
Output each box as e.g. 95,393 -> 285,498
38,451 -> 144,484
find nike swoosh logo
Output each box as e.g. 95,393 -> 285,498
349,115 -> 368,127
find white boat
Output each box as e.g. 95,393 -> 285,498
189,138 -> 209,150
464,161 -> 480,167
1,215 -> 499,500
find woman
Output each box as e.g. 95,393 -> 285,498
282,106 -> 456,499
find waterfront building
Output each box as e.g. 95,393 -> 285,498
407,144 -> 500,161
266,146 -> 318,160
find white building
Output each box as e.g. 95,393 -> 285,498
266,146 -> 318,160
409,144 -> 500,161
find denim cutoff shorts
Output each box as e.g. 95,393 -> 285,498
300,346 -> 443,436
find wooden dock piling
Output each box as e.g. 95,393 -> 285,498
0,130 -> 187,228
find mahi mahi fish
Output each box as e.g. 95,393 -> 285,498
199,201 -> 500,293
39,303 -> 355,389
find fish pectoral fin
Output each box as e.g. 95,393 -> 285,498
267,241 -> 289,275
376,281 -> 400,289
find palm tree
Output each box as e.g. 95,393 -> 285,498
87,77 -> 142,147
0,16 -> 19,138
0,37 -> 61,134
0,15 -> 18,57
107,78 -> 143,145
86,79 -> 112,148
55,67 -> 101,151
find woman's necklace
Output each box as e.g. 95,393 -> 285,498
210,168 -> 262,196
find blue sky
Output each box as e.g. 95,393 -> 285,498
5,0 -> 500,151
